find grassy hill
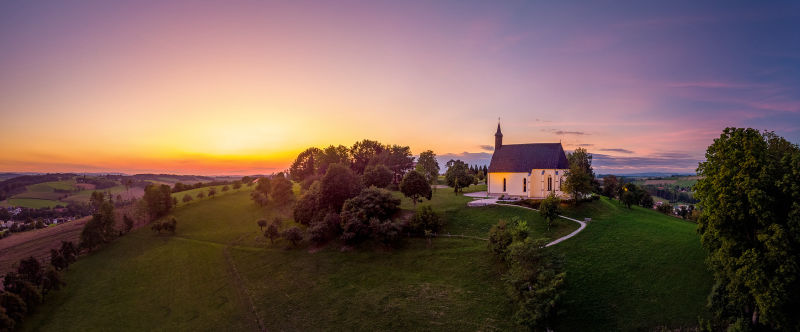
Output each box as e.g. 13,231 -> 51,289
20,187 -> 712,331
552,197 -> 712,330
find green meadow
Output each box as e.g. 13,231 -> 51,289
22,186 -> 712,331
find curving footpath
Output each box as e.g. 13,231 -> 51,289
463,190 -> 588,247
504,205 -> 587,247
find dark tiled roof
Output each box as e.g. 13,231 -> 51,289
488,143 -> 569,172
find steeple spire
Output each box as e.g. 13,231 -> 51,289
494,121 -> 503,150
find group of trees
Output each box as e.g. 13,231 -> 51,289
150,216 -> 177,234
444,159 -> 484,193
250,174 -> 294,207
1,250 -> 71,329
488,217 -> 565,330
171,179 -> 245,194
79,193 -> 119,251
695,128 -> 800,331
289,140 -> 416,187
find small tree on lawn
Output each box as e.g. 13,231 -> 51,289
222,185 -> 230,192
208,187 -> 216,197
409,205 -> 443,234
257,219 -> 267,231
182,193 -> 193,203
196,191 -> 205,199
282,227 -> 303,247
539,193 -> 561,231
264,223 -> 279,244
400,170 -> 432,207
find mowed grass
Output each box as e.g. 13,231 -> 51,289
23,188 -> 519,331
552,197 -> 713,331
22,186 -> 711,331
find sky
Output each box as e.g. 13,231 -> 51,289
1,1 -> 799,175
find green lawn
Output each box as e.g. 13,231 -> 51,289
552,197 -> 712,330
22,187 -> 711,331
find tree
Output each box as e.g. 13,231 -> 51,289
196,191 -> 205,199
539,193 -> 561,230
207,187 -> 216,197
318,145 -> 350,176
89,191 -> 105,210
50,249 -> 67,271
221,185 -> 229,192
399,170 -> 432,207
350,139 -> 385,174
503,238 -> 566,330
695,128 -> 800,330
0,305 -> 15,330
281,227 -> 303,247
620,183 -> 639,209
182,193 -> 193,203
270,174 -> 294,206
0,292 -> 26,325
309,212 -> 340,245
444,160 -> 473,194
142,184 -> 173,220
362,164 -> 393,188
41,267 -> 65,294
369,145 -> 414,183
289,147 -> 323,182
409,205 -> 444,234
602,175 -> 620,199
339,187 -> 401,244
264,222 -> 279,244
255,177 -> 271,197
488,220 -> 514,260
320,163 -> 362,212
293,182 -> 323,225
232,181 -> 242,190
639,192 -> 654,209
17,257 -> 43,285
60,241 -> 77,264
563,147 -> 594,204
80,199 -> 116,251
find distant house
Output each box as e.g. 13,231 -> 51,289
487,123 -> 570,199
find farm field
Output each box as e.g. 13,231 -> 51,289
0,216 -> 90,276
21,187 -> 712,331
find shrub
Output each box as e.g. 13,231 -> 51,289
232,181 -> 242,190
182,193 -> 193,203
539,193 -> 561,231
362,164 -> 393,188
221,185 -> 230,192
488,220 -> 513,260
264,223 -> 279,244
409,205 -> 444,234
370,218 -> 403,247
257,219 -> 267,231
309,213 -> 339,245
340,187 -> 400,223
503,238 -> 565,330
281,227 -> 303,247
0,292 -> 26,325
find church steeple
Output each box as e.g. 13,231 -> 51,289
495,122 -> 503,150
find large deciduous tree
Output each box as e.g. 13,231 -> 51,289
350,139 -> 385,174
695,128 -> 800,330
563,148 -> 594,204
320,163 -> 362,212
269,174 -> 294,206
399,170 -> 431,207
142,184 -> 173,220
444,160 -> 473,194
416,150 -> 440,189
362,164 -> 393,189
601,175 -> 619,199
318,145 -> 350,176
289,147 -> 322,182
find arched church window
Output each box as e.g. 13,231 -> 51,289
547,176 -> 552,191
503,178 -> 506,192
523,178 -> 527,192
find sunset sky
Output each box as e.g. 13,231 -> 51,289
1,1 -> 799,175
